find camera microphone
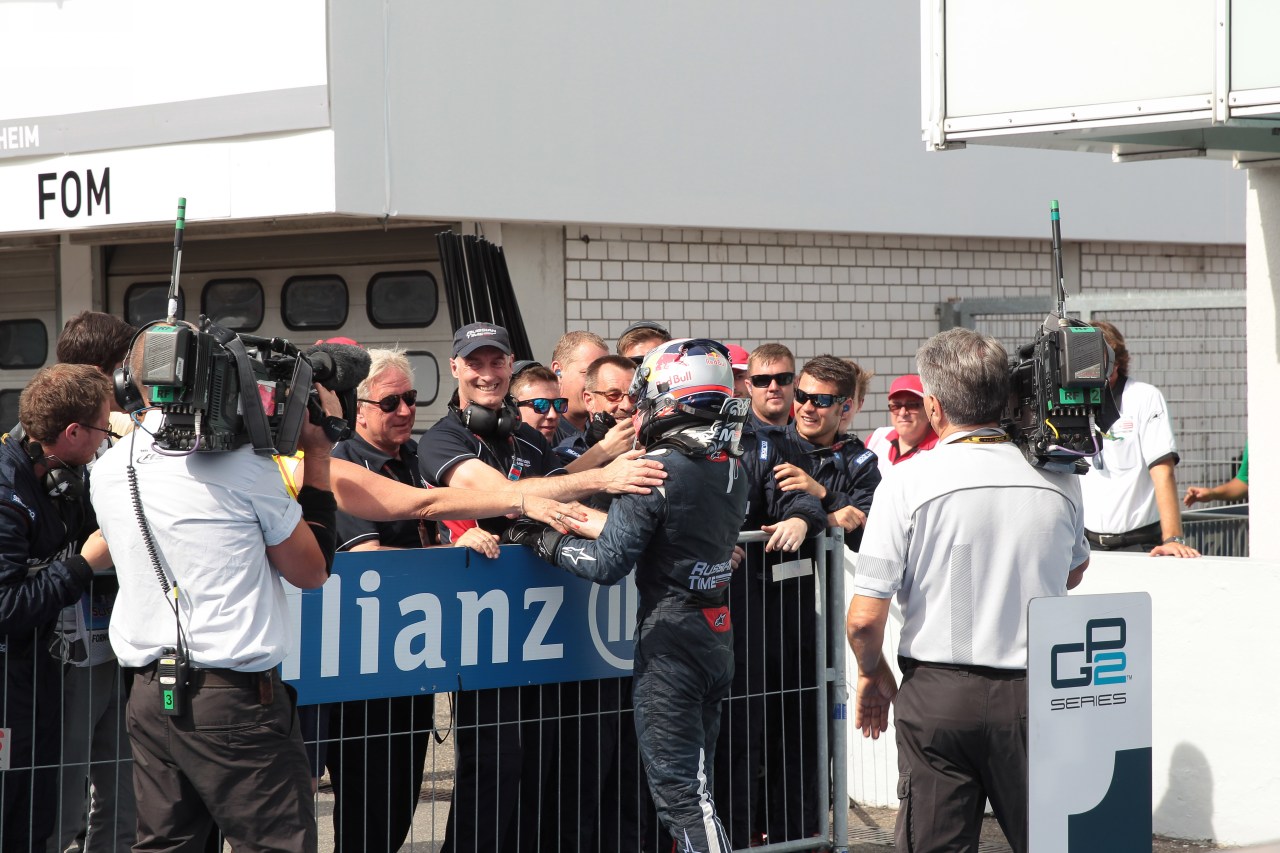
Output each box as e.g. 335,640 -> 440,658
301,343 -> 371,393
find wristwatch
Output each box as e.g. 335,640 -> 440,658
1162,536 -> 1187,545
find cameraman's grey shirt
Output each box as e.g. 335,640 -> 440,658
854,429 -> 1089,669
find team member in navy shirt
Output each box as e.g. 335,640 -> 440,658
419,323 -> 664,852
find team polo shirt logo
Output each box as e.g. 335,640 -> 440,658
507,456 -> 532,481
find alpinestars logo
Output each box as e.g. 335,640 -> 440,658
559,545 -> 596,567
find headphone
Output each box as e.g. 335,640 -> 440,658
113,321 -> 156,413
24,437 -> 85,502
449,394 -> 521,442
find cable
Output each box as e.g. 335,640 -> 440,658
126,426 -> 188,658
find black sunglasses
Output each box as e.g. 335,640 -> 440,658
749,371 -> 795,389
358,390 -> 419,413
794,388 -> 848,409
518,397 -> 568,414
77,422 -> 122,440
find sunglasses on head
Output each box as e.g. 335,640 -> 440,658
794,388 -> 847,409
358,390 -> 419,413
749,371 -> 795,389
518,397 -> 568,414
888,399 -> 924,412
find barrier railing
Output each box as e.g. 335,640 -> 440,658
2,529 -> 850,852
1182,505 -> 1248,558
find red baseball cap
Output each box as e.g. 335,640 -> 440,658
726,344 -> 750,372
888,374 -> 925,398
323,336 -> 361,347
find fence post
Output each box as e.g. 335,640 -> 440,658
827,527 -> 849,853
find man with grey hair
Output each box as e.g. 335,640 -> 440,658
846,328 -> 1090,853
327,347 -> 433,852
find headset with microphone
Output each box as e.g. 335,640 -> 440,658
24,436 -> 86,502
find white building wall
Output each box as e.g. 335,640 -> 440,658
561,225 -> 1245,449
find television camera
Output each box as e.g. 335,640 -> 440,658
133,321 -> 367,455
119,198 -> 368,455
1003,202 -> 1112,474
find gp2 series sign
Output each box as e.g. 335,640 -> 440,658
1028,593 -> 1151,853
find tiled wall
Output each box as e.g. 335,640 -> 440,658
564,224 -> 1247,494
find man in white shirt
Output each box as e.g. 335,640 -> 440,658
1080,321 -> 1200,558
847,328 -> 1090,853
91,328 -> 336,851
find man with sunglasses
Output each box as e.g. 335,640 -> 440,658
746,342 -> 797,429
556,354 -> 642,472
751,356 -> 883,845
511,363 -> 567,443
717,342 -> 827,848
865,374 -> 939,477
327,348 -> 435,852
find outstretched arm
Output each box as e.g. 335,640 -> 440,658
329,459 -> 582,533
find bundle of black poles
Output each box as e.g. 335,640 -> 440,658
436,231 -> 534,360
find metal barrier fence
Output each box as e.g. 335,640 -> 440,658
1182,505 -> 1249,558
1,529 -> 850,852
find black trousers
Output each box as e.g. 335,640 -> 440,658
327,694 -> 432,852
893,659 -> 1029,853
441,685 -> 536,852
126,668 -> 315,853
550,677 -> 647,853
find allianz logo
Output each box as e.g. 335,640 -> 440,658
282,569 -> 638,680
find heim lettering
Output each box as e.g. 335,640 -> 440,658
1050,617 -> 1127,689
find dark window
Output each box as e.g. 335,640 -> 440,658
282,276 -> 349,330
367,271 -> 438,329
0,319 -> 48,370
203,279 -> 264,332
125,283 -> 185,326
405,351 -> 439,407
0,390 -> 19,431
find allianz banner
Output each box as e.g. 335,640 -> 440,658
280,546 -> 638,705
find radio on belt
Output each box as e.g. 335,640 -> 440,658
157,646 -> 188,717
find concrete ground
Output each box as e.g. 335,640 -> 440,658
304,696 -> 1243,852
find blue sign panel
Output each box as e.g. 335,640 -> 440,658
280,546 -> 638,705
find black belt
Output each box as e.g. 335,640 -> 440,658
899,656 -> 1026,680
1085,520 -> 1162,550
137,661 -> 278,690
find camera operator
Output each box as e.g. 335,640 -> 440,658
846,328 -> 1089,853
89,334 -> 338,851
0,364 -> 115,853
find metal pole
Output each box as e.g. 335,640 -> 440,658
828,527 -> 849,853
